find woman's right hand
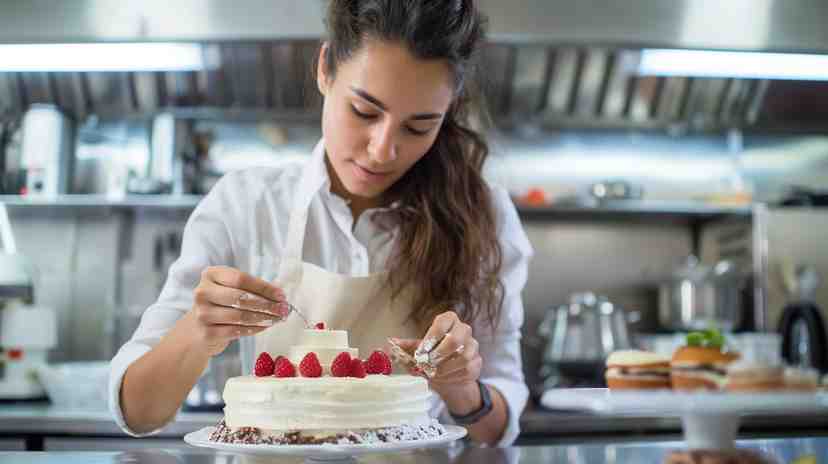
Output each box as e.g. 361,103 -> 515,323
189,265 -> 290,356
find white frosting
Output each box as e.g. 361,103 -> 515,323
224,328 -> 432,432
222,375 -> 432,431
296,329 -> 350,348
288,329 -> 359,372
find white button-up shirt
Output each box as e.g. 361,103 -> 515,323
109,139 -> 533,446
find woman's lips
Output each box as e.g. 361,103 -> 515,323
350,161 -> 392,183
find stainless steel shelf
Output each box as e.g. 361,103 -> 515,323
0,195 -> 203,209
517,200 -> 754,220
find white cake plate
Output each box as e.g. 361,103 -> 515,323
540,388 -> 828,450
184,424 -> 467,463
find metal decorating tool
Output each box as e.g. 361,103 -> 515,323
287,302 -> 312,328
228,292 -> 310,328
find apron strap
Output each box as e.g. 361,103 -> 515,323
278,141 -> 327,289
284,142 -> 328,261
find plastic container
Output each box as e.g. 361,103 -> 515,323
36,361 -> 110,410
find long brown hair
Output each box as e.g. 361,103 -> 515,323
323,0 -> 504,332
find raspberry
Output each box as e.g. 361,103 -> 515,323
350,358 -> 366,378
273,357 -> 296,378
315,322 -> 325,330
365,350 -> 392,375
330,352 -> 352,377
299,352 -> 323,378
254,352 -> 274,376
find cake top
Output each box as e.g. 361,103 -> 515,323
253,322 -> 393,379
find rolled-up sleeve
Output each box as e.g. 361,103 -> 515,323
475,186 -> 533,447
108,172 -> 244,436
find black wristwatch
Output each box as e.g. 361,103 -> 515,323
449,380 -> 493,425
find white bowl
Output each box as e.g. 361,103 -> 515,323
36,361 -> 110,410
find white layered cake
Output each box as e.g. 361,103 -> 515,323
222,374 -> 432,431
287,328 -> 358,374
213,327 -> 442,445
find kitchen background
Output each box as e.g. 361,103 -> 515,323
1,0 -> 827,423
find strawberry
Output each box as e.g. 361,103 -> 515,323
273,357 -> 296,378
365,350 -> 392,375
330,352 -> 352,377
254,352 -> 275,377
299,352 -> 323,378
350,358 -> 367,378
315,322 -> 326,330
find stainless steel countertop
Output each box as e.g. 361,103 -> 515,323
2,402 -> 827,439
3,437 -> 827,464
0,403 -> 222,437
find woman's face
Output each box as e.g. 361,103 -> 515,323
318,39 -> 454,204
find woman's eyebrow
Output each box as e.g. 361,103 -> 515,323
350,86 -> 443,120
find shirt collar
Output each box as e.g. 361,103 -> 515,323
294,138 -> 329,205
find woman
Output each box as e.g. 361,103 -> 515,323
110,0 -> 532,447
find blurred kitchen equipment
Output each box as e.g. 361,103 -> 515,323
778,186 -> 828,207
1,303 -> 57,400
133,112 -> 191,195
778,264 -> 827,374
19,104 -> 73,196
35,361 -> 108,409
536,293 -> 637,390
0,203 -> 56,400
183,348 -> 240,412
0,202 -> 32,300
540,292 -> 635,362
589,180 -> 644,202
0,116 -> 24,194
658,255 -> 746,332
73,117 -> 151,196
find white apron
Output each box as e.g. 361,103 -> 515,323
252,162 -> 424,369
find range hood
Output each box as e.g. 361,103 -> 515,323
1,0 -> 827,133
2,0 -> 828,53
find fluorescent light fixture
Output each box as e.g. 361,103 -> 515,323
638,48 -> 828,81
0,43 -> 217,72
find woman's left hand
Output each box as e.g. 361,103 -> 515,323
391,311 -> 481,395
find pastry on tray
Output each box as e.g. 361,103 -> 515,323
725,361 -> 785,392
605,350 -> 671,390
671,330 -> 740,391
783,366 -> 819,392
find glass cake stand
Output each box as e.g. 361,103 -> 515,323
540,388 -> 828,450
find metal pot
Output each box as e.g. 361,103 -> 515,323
658,256 -> 745,332
538,292 -> 635,363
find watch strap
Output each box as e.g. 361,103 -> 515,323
449,380 -> 493,425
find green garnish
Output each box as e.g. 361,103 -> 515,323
686,332 -> 705,347
686,328 -> 725,349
